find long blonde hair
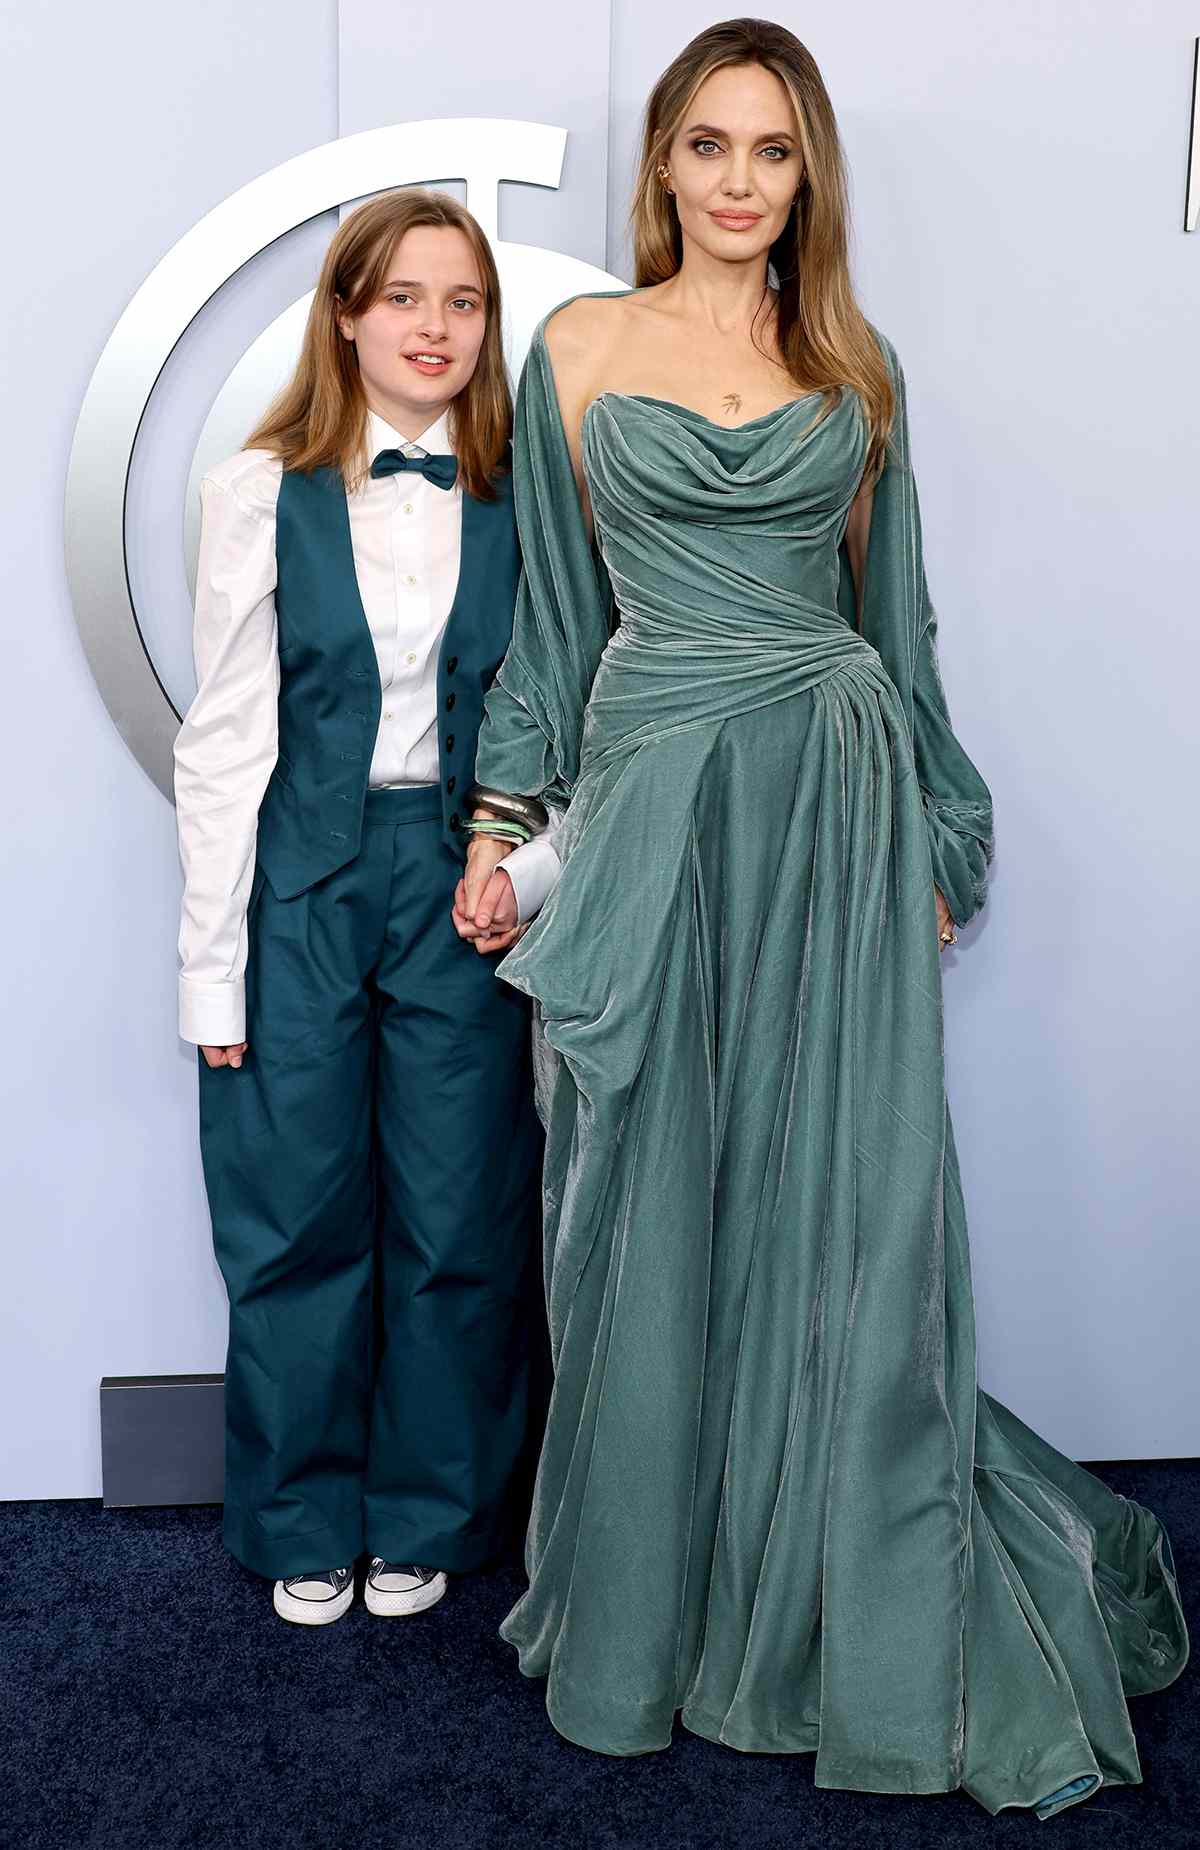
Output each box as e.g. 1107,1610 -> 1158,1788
630,18 -> 895,482
246,189 -> 511,500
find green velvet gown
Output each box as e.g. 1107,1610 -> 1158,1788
472,295 -> 1188,1820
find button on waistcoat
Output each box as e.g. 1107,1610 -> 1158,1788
254,463 -> 520,902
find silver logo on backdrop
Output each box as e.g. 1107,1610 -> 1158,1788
65,119 -> 624,799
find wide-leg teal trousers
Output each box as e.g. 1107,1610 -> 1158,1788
198,785 -> 545,1579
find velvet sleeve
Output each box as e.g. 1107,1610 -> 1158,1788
848,330 -> 995,928
473,311 -> 617,814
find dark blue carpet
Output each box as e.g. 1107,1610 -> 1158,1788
3,1459 -> 1195,1850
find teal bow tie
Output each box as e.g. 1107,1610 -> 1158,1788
370,449 -> 458,491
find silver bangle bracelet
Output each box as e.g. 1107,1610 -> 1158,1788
466,784 -> 550,833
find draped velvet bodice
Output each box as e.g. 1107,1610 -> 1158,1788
574,387 -> 890,775
582,387 -> 867,622
580,392 -> 861,606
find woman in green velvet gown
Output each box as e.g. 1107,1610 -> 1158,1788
457,19 -> 1188,1820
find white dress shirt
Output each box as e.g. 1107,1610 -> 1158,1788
174,406 -> 562,1047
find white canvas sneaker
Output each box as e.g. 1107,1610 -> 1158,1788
272,1565 -> 355,1626
364,1559 -> 448,1617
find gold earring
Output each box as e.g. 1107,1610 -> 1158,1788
657,163 -> 672,189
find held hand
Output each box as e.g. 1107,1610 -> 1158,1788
453,814 -> 525,955
452,821 -> 509,939
934,886 -> 957,953
453,864 -> 526,955
200,1042 -> 248,1069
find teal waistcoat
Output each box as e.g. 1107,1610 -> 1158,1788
254,462 -> 520,901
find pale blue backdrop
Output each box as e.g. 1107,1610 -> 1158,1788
1,0 -> 1195,1496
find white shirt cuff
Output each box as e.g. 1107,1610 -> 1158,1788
501,834 -> 563,924
179,977 -> 246,1048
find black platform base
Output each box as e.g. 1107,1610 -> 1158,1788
99,1374 -> 224,1507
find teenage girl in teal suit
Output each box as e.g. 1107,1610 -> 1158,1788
174,189 -> 558,1626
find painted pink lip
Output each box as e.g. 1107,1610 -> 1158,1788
709,210 -> 762,228
403,352 -> 453,371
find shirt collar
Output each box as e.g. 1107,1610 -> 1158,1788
366,405 -> 456,462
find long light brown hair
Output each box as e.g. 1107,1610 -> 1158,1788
246,189 -> 511,500
630,18 -> 895,482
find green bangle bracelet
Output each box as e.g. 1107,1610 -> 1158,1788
462,819 -> 532,844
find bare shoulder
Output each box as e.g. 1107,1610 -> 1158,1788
543,291 -> 637,393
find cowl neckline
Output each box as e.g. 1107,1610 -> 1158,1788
582,381 -> 864,504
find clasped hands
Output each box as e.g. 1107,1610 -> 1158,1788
451,807 -> 528,956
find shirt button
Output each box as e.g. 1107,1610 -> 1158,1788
383,710 -> 392,720
406,652 -> 416,664
406,574 -> 417,586
403,503 -> 413,515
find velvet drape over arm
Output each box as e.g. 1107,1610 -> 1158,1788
473,317 -> 616,820
839,330 -> 995,926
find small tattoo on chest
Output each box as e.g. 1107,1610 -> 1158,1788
722,392 -> 743,417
